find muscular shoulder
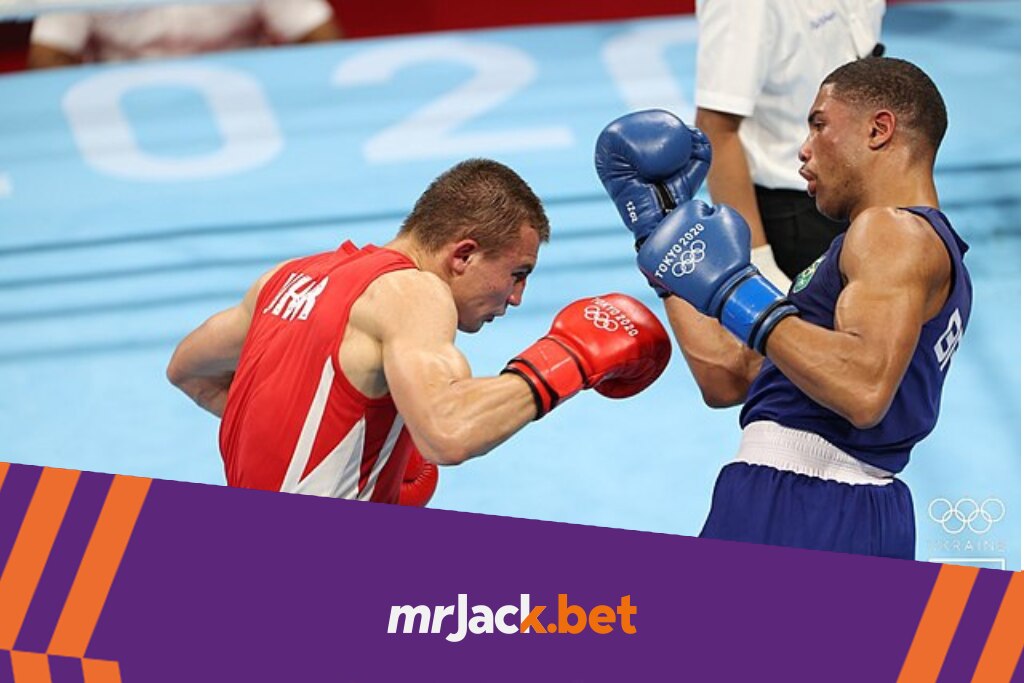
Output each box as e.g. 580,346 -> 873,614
845,207 -> 942,258
364,268 -> 453,312
356,269 -> 457,341
841,207 -> 950,290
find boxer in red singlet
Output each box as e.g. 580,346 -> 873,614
168,159 -> 671,505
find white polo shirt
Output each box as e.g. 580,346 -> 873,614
695,0 -> 884,190
31,0 -> 333,62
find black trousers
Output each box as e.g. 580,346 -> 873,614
755,186 -> 848,280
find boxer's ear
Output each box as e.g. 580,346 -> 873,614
868,109 -> 895,150
450,239 -> 479,275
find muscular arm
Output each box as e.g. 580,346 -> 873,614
695,107 -> 768,248
374,272 -> 536,465
763,209 -> 951,428
663,296 -> 762,407
166,265 -> 283,416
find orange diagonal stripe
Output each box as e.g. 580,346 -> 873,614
82,658 -> 123,683
0,467 -> 80,649
48,475 -> 151,658
0,462 -> 11,490
9,650 -> 52,683
897,563 -> 979,683
971,571 -> 1024,683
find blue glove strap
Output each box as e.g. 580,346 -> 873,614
720,273 -> 798,353
707,266 -> 756,318
751,301 -> 800,355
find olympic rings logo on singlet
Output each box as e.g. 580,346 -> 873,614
928,497 -> 1005,535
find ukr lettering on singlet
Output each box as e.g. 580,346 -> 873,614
263,272 -> 329,321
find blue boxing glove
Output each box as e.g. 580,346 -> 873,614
595,109 -> 712,249
638,200 -> 798,354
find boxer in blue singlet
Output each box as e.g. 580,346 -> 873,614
596,57 -> 969,558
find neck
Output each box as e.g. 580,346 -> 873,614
384,235 -> 448,282
849,165 -> 939,222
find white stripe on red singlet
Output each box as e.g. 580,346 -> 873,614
280,356 -> 336,494
278,355 -> 403,500
358,415 -> 405,501
280,356 -> 367,497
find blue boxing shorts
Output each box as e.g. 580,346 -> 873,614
699,422 -> 915,559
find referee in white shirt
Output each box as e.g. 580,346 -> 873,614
694,0 -> 885,287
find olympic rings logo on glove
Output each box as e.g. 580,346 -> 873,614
928,497 -> 1005,535
583,305 -> 620,332
670,240 -> 706,277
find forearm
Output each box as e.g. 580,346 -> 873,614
166,339 -> 236,411
166,305 -> 249,408
706,140 -> 768,247
415,374 -> 537,465
664,297 -> 760,407
696,111 -> 768,247
172,373 -> 234,418
764,318 -> 896,428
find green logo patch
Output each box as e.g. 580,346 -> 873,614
792,254 -> 825,293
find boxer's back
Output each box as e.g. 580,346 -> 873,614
220,241 -> 418,502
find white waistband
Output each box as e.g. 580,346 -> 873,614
734,421 -> 895,486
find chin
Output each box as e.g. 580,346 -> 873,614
817,203 -> 836,221
816,196 -> 846,222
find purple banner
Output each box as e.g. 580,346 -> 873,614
0,464 -> 1020,682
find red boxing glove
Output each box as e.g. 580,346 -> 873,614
398,447 -> 438,507
503,293 -> 671,418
